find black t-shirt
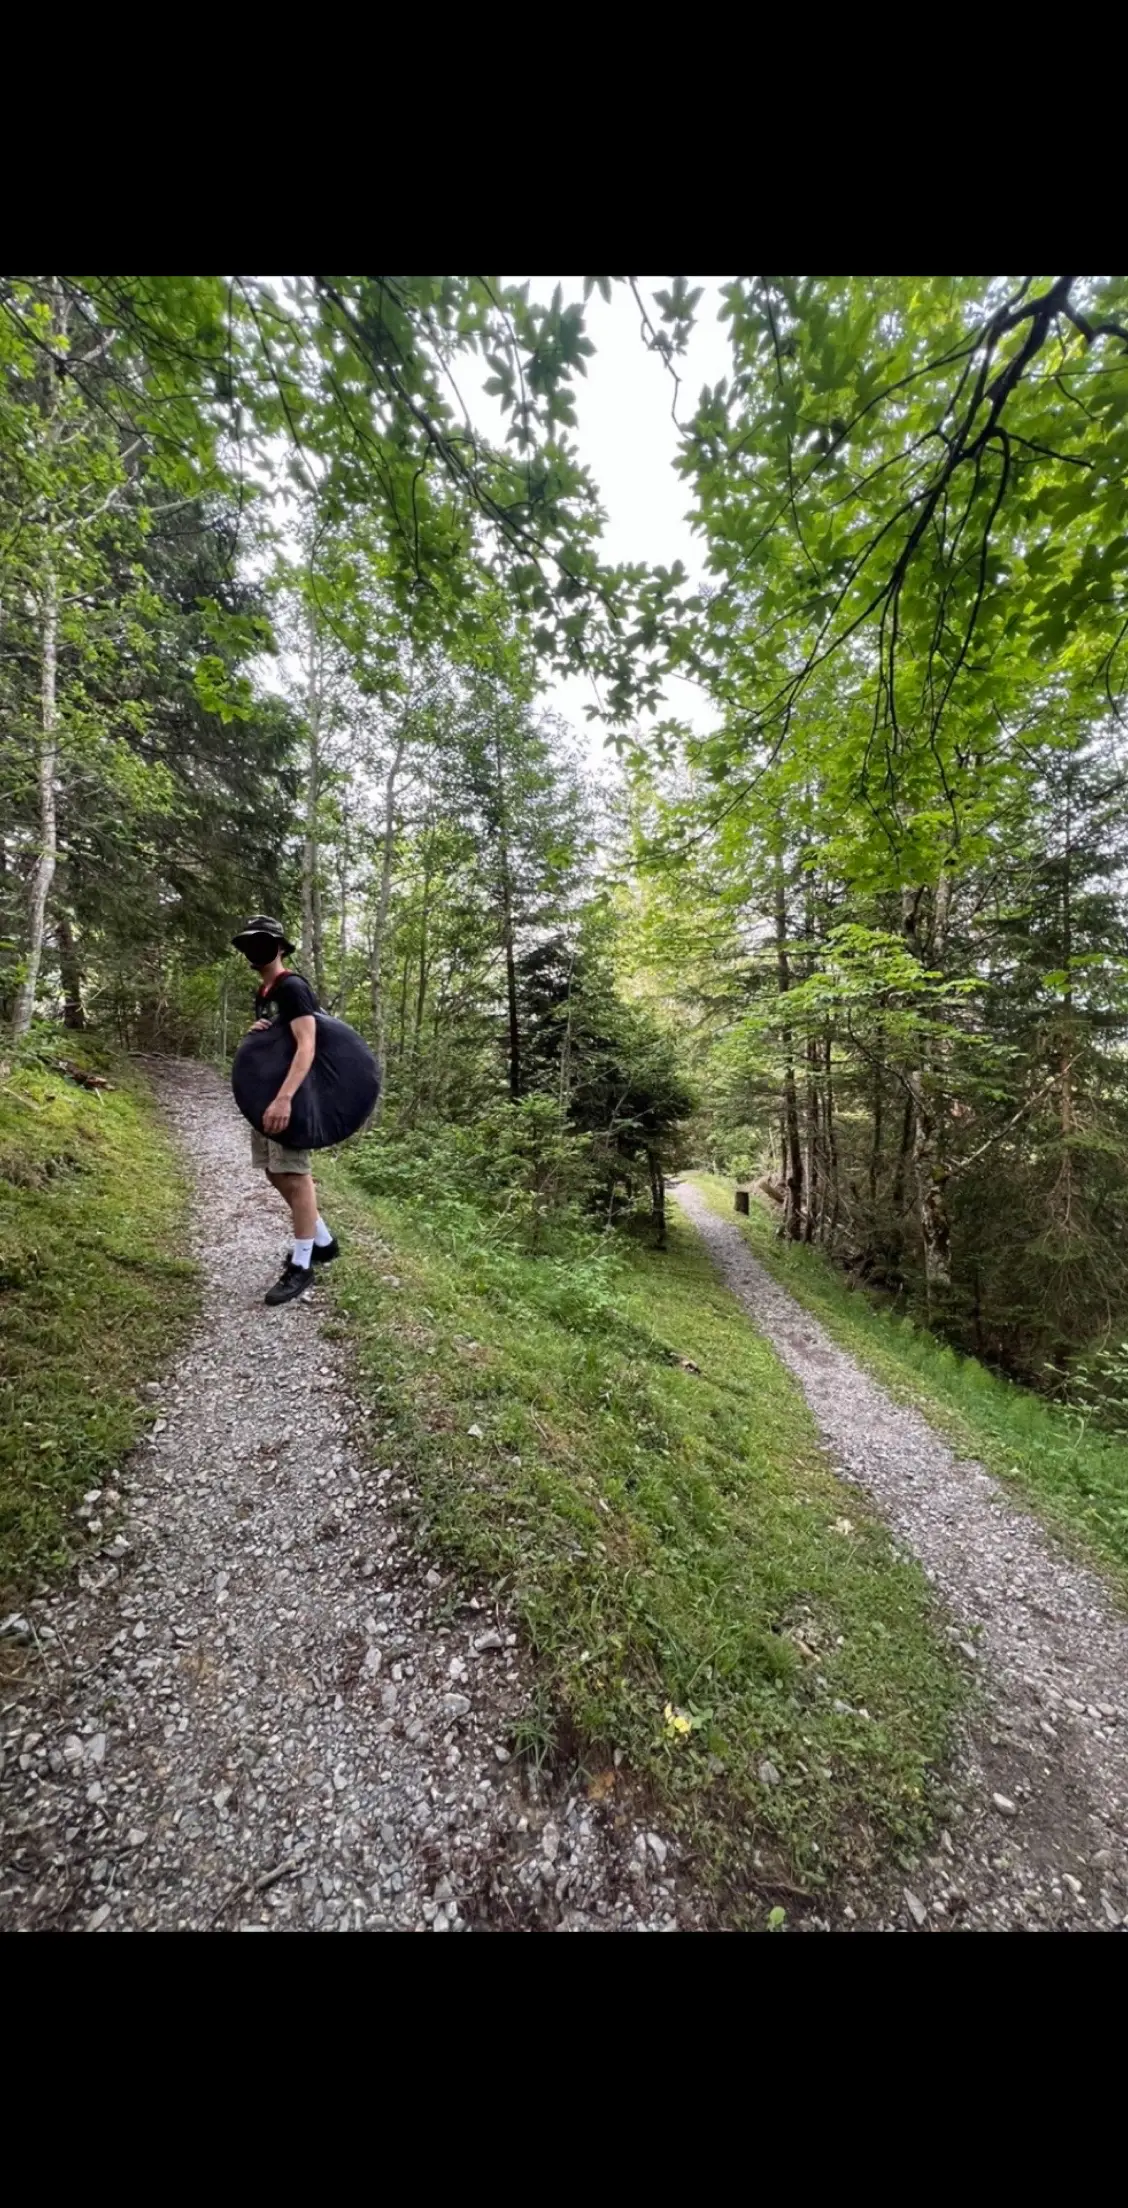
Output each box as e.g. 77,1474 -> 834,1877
254,970 -> 320,1028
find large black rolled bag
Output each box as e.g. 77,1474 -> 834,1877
232,1015 -> 381,1150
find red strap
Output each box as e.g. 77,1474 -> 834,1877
257,970 -> 292,999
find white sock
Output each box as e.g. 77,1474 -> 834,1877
313,1216 -> 334,1247
292,1237 -> 314,1270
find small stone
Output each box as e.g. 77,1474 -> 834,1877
127,1828 -> 146,1848
759,1760 -> 781,1788
62,1734 -> 85,1765
467,1425 -> 484,1440
904,1889 -> 927,1928
85,1904 -> 111,1932
1062,1873 -> 1083,1898
473,1629 -> 504,1653
542,1824 -> 560,1864
646,1833 -> 668,1868
991,1793 -> 1017,1817
494,1745 -> 510,1762
448,1656 -> 467,1681
443,1694 -> 470,1717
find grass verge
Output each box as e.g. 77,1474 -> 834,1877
691,1173 -> 1128,1600
319,1152 -> 965,1919
0,1039 -> 196,1605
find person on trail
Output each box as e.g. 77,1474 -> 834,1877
231,916 -> 339,1307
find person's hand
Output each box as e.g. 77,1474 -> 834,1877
248,1018 -> 272,1032
263,1094 -> 292,1135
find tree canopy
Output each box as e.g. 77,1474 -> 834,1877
4,270 -> 1128,1390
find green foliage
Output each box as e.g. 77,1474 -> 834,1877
675,277 -> 1128,838
0,1044 -> 195,1601
321,1156 -> 966,1909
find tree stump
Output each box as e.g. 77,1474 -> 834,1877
735,1188 -> 750,1215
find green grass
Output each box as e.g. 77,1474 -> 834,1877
319,1153 -> 965,1918
0,1040 -> 196,1604
691,1173 -> 1128,1600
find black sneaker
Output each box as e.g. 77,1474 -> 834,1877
264,1260 -> 314,1307
311,1236 -> 340,1267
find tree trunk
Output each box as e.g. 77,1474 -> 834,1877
891,1091 -> 915,1218
408,844 -> 434,1120
824,1033 -> 841,1249
868,1039 -> 885,1215
336,792 -> 349,1020
909,1070 -> 952,1295
1057,773 -> 1076,1228
56,910 -> 85,1029
558,946 -> 577,1115
804,1037 -> 819,1243
647,1147 -> 667,1248
906,875 -> 954,1297
368,729 -> 407,1057
774,862 -> 803,1238
12,287 -> 67,1046
503,921 -> 520,1104
301,613 -> 325,999
395,948 -> 409,1062
492,712 -> 521,1103
12,560 -> 59,1043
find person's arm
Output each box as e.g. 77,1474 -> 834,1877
263,1014 -> 316,1135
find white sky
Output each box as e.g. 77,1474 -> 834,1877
485,276 -> 734,757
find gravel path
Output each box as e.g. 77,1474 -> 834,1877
673,1180 -> 1128,1932
0,1062 -> 679,1934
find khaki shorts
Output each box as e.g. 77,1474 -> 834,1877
250,1129 -> 313,1176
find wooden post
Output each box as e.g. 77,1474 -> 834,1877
735,1188 -> 750,1215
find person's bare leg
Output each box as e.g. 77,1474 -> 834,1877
265,1167 -> 290,1214
274,1172 -> 317,1240
261,1168 -> 321,1304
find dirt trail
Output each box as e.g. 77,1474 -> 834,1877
0,1061 -> 678,1933
674,1179 -> 1128,1932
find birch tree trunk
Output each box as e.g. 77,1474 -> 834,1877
11,288 -> 66,1044
12,561 -> 59,1042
